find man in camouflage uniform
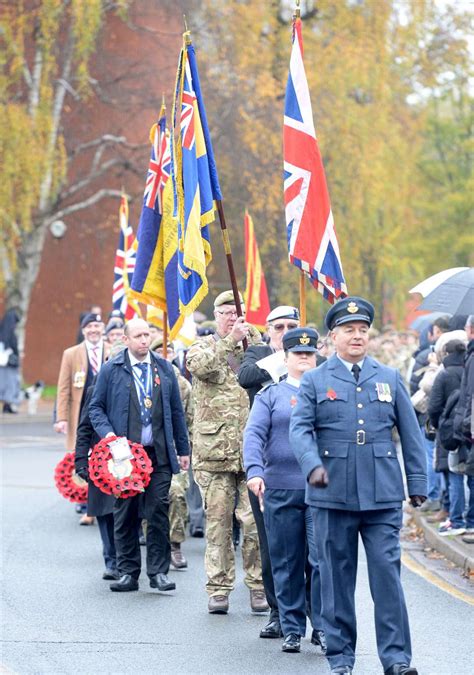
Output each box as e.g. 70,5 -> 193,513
151,337 -> 194,570
186,290 -> 267,614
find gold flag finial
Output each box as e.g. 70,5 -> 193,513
162,92 -> 166,109
294,0 -> 301,19
183,15 -> 192,44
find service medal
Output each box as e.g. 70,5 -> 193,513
144,397 -> 152,409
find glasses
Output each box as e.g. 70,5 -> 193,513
216,309 -> 239,318
271,322 -> 299,332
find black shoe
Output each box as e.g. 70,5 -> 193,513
282,633 -> 300,653
110,574 -> 139,592
149,573 -> 176,591
190,526 -> 204,538
331,668 -> 353,674
102,568 -> 120,580
3,403 -> 17,414
259,619 -> 283,639
311,629 -> 327,654
384,665 -> 418,675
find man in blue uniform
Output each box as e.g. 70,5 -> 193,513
290,297 -> 427,675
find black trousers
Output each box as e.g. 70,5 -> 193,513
248,488 -> 278,617
114,467 -> 172,579
97,513 -> 116,570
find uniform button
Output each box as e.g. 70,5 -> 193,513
324,450 -> 329,456
357,403 -> 363,409
358,419 -> 364,425
388,451 -> 392,456
356,387 -> 362,392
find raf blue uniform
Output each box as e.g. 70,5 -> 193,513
290,298 -> 427,675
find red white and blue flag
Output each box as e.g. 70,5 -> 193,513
284,16 -> 347,304
112,195 -> 139,320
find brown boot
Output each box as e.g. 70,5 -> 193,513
208,595 -> 229,614
79,515 -> 95,526
170,542 -> 188,569
250,589 -> 269,613
426,510 -> 449,523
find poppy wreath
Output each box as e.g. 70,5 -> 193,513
89,435 -> 153,499
54,452 -> 88,503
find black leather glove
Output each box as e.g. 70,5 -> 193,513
308,466 -> 329,488
409,495 -> 426,508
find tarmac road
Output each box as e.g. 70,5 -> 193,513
1,414 -> 473,674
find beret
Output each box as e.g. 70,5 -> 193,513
266,305 -> 299,322
214,290 -> 244,308
81,313 -> 103,329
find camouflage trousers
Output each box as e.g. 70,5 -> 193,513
169,471 -> 190,544
194,470 -> 263,596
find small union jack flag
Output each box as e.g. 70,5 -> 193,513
143,116 -> 172,215
284,15 -> 347,304
112,195 -> 139,321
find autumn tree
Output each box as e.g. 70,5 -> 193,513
193,0 -> 472,326
0,0 -> 145,345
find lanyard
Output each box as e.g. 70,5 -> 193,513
132,362 -> 152,400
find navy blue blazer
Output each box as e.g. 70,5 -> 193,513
89,349 -> 190,474
290,354 -> 427,511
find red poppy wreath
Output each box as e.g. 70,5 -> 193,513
54,452 -> 88,503
89,436 -> 153,499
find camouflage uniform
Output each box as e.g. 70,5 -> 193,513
187,326 -> 264,597
169,365 -> 193,544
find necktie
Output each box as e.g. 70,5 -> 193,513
136,363 -> 152,426
352,364 -> 361,382
90,346 -> 99,375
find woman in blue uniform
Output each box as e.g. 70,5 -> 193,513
243,327 -> 325,654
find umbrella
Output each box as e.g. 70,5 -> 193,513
418,268 -> 474,316
409,311 -> 452,332
409,267 -> 469,297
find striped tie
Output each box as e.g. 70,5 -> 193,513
90,346 -> 99,375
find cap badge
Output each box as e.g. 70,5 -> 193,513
299,332 -> 310,345
347,302 -> 359,314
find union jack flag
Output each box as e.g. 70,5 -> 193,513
112,195 -> 139,320
284,16 -> 347,304
143,116 -> 172,215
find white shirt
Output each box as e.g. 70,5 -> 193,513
128,351 -> 152,446
286,375 -> 301,388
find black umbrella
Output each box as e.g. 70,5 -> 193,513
419,268 -> 474,316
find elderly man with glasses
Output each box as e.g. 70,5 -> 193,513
186,290 -> 267,615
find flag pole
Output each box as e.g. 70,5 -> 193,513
216,200 -> 248,350
299,271 -> 307,324
162,311 -> 168,360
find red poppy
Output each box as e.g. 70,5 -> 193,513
326,388 -> 337,401
54,452 -> 88,503
290,396 -> 297,407
89,436 -> 153,499
154,375 -> 161,385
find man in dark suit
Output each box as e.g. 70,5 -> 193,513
290,297 -> 427,675
89,318 -> 190,592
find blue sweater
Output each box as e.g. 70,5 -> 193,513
243,381 -> 305,490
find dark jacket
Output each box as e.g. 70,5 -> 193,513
89,349 -> 190,474
238,344 -> 274,406
454,339 -> 474,444
428,352 -> 465,472
238,344 -> 326,407
75,384 -> 116,517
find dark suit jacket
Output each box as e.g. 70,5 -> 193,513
89,349 -> 190,474
75,383 -> 116,517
